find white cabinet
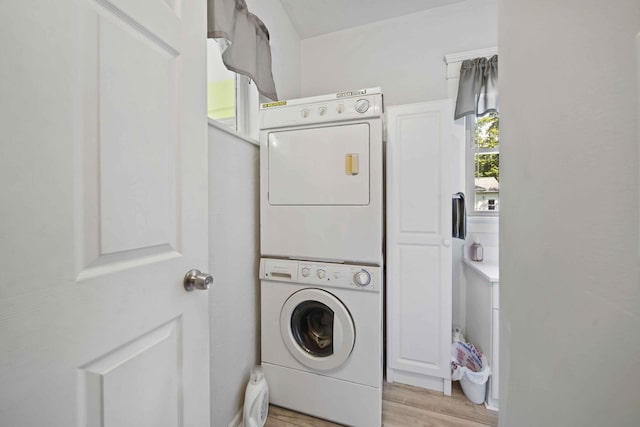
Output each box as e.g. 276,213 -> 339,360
386,100 -> 453,395
465,260 -> 500,409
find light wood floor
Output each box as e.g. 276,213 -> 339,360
265,382 -> 498,427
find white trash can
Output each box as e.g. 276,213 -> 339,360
451,341 -> 491,404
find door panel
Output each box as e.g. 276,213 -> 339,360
397,245 -> 441,368
268,124 -> 370,206
398,113 -> 441,234
98,10 -> 178,255
81,320 -> 182,427
0,0 -> 209,425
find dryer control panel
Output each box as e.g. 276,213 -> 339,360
260,88 -> 383,130
260,258 -> 381,293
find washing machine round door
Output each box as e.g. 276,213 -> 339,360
280,288 -> 355,371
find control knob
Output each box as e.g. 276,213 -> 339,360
301,267 -> 310,277
354,99 -> 370,113
353,270 -> 371,287
317,269 -> 326,279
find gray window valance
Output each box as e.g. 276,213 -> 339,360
454,55 -> 498,120
208,0 -> 278,100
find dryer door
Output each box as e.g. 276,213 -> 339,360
280,288 -> 355,371
267,123 -> 370,206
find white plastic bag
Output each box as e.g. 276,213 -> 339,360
451,341 -> 491,404
451,341 -> 491,383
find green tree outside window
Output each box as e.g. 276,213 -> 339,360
474,113 -> 499,181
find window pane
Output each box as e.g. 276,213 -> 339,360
207,39 -> 236,128
473,113 -> 499,212
474,113 -> 499,149
475,154 -> 499,211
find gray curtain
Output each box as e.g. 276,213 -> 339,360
454,55 -> 498,119
208,0 -> 278,100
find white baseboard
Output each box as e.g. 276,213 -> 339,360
387,369 -> 448,394
228,409 -> 242,427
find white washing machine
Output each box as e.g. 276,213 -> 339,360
260,258 -> 383,427
259,88 -> 384,265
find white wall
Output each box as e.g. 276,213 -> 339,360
300,0 -> 497,106
246,0 -> 301,100
208,125 -> 260,427
499,1 -> 640,426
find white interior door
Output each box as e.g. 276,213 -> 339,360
386,100 -> 453,394
0,1 -> 209,426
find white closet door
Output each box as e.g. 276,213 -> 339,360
386,100 -> 453,393
0,0 -> 210,425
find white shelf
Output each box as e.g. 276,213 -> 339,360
464,258 -> 499,283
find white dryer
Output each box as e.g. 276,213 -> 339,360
259,88 -> 384,265
260,258 -> 383,427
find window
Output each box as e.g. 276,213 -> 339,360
207,39 -> 261,140
467,112 -> 499,213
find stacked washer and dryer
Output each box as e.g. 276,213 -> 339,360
259,88 -> 384,426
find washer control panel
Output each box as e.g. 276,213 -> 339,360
260,258 -> 381,293
298,262 -> 379,292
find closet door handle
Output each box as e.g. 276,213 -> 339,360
442,239 -> 451,247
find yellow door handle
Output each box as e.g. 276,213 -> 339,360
345,153 -> 359,176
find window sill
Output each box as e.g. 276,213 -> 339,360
207,118 -> 259,147
468,215 -> 499,223
468,212 -> 499,218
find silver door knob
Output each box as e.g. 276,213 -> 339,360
184,269 -> 213,292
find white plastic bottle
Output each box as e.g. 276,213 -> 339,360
243,366 -> 269,427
